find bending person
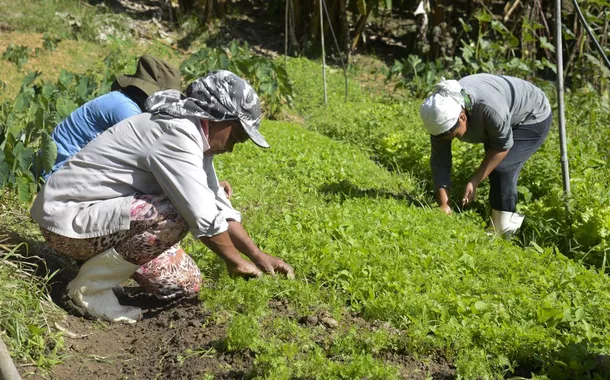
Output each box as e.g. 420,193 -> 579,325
419,74 -> 552,235
30,70 -> 294,324
47,54 -> 182,178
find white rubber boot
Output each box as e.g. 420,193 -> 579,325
66,247 -> 143,324
491,209 -> 525,238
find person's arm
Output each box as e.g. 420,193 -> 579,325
226,221 -> 294,278
462,148 -> 509,205
462,105 -> 512,205
435,187 -> 452,214
201,232 -> 262,278
146,123 -> 260,278
430,135 -> 453,214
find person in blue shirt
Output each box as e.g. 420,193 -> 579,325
47,54 -> 183,178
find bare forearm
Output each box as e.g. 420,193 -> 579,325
435,187 -> 450,207
200,231 -> 248,266
471,148 -> 509,186
227,221 -> 260,259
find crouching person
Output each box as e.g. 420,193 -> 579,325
30,70 -> 294,323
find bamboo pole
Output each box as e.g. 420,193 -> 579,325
555,0 -> 571,196
319,0 -> 327,105
0,336 -> 20,380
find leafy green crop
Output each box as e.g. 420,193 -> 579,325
183,120 -> 610,378
287,57 -> 610,271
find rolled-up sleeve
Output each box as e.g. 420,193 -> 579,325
203,156 -> 242,223
146,125 -> 228,238
430,135 -> 452,190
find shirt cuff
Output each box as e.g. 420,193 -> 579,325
192,212 -> 229,238
221,208 -> 242,223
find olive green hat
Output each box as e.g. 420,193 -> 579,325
112,54 -> 182,96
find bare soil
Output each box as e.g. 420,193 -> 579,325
22,296 -> 254,380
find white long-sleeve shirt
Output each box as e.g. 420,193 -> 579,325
30,112 -> 241,239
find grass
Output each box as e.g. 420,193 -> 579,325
0,243 -> 63,369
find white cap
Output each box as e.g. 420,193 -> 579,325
419,77 -> 464,136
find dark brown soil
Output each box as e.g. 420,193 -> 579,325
21,293 -> 254,380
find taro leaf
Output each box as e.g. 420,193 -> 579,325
21,71 -> 39,87
12,142 -> 34,172
17,175 -> 31,203
34,106 -> 45,132
13,92 -> 30,113
76,76 -> 90,101
58,70 -> 74,89
13,87 -> 36,113
39,131 -> 57,174
56,96 -> 78,119
0,160 -> 8,188
42,81 -> 58,100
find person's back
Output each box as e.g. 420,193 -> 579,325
45,54 -> 182,179
49,91 -> 141,176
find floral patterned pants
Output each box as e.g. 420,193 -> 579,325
41,195 -> 201,300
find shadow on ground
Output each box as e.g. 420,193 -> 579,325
320,179 -> 424,206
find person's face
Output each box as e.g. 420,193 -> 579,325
439,109 -> 468,140
205,119 -> 250,156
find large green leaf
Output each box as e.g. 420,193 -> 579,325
56,96 -> 78,119
11,142 -> 34,172
0,161 -> 9,188
13,91 -> 30,113
21,71 -> 39,87
58,70 -> 74,89
39,132 -> 57,175
16,175 -> 32,203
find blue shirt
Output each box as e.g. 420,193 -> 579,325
47,91 -> 141,178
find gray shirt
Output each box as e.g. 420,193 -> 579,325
30,113 -> 241,239
430,74 -> 551,189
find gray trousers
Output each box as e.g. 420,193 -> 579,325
486,113 -> 553,212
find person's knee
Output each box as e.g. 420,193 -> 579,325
153,270 -> 201,300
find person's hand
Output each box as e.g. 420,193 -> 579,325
462,181 -> 477,207
251,251 -> 295,279
219,180 -> 233,199
226,260 -> 262,279
440,203 -> 452,215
